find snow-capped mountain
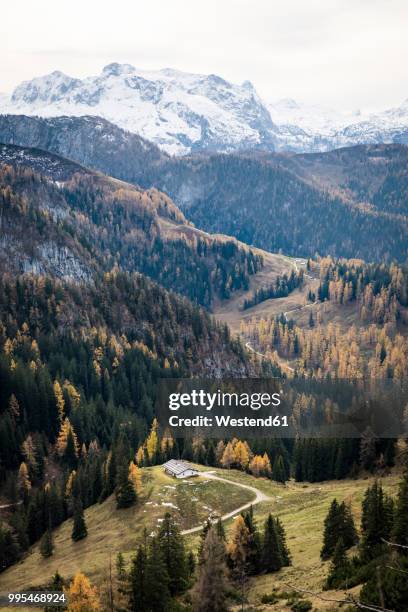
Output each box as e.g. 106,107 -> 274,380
268,98 -> 408,152
0,63 -> 277,155
2,63 -> 408,154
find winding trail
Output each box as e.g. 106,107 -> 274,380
181,471 -> 270,535
245,299 -> 320,374
0,501 -> 22,510
283,300 -> 318,323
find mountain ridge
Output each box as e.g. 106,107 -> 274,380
2,115 -> 407,264
0,142 -> 263,306
2,64 -> 408,153
1,64 -> 277,155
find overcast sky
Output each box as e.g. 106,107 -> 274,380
1,0 -> 407,111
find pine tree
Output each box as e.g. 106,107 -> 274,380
193,527 -> 229,612
220,441 -> 235,468
71,501 -> 87,541
129,546 -> 147,612
321,499 -> 340,560
128,461 -> 142,495
360,481 -> 393,561
392,462 -> 408,549
261,514 -> 283,572
242,508 -> 262,575
275,517 -> 291,566
325,538 -> 351,589
272,455 -> 287,483
115,461 -> 137,509
144,537 -> 170,612
158,512 -> 189,595
40,527 -> 53,558
145,419 -> 159,464
115,552 -> 129,612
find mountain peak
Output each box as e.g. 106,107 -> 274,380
102,62 -> 135,76
242,80 -> 255,91
2,65 -> 278,155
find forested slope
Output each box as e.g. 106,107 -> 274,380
0,145 -> 262,307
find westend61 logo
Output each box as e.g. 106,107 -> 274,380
155,378 -> 408,439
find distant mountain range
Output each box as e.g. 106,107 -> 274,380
1,114 -> 407,264
1,63 -> 408,154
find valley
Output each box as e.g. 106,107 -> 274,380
213,251 -> 318,333
1,95 -> 408,611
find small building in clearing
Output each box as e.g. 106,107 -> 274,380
163,460 -> 199,479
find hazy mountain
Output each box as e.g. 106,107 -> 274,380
142,145 -> 408,263
269,98 -> 408,152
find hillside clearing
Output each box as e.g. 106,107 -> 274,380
0,467 -> 254,594
0,467 -> 399,611
213,251 -> 318,333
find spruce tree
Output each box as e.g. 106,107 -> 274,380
321,499 -> 340,560
144,537 -> 170,612
115,552 -> 129,612
71,501 -> 87,541
115,462 -> 137,509
242,508 -> 262,575
360,481 -> 393,561
158,512 -> 189,595
325,538 -> 350,589
360,555 -> 408,610
338,502 -> 358,549
129,546 -> 147,612
272,455 -> 287,483
392,462 -> 408,549
275,517 -> 291,566
44,571 -> 65,612
64,429 -> 78,468
261,514 -> 283,572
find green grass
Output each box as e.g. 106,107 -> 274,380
206,469 -> 399,610
0,466 -> 254,594
0,465 -> 399,611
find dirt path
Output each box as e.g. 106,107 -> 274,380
283,300 -> 318,323
181,471 -> 270,535
244,298 -> 320,374
0,501 -> 22,510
